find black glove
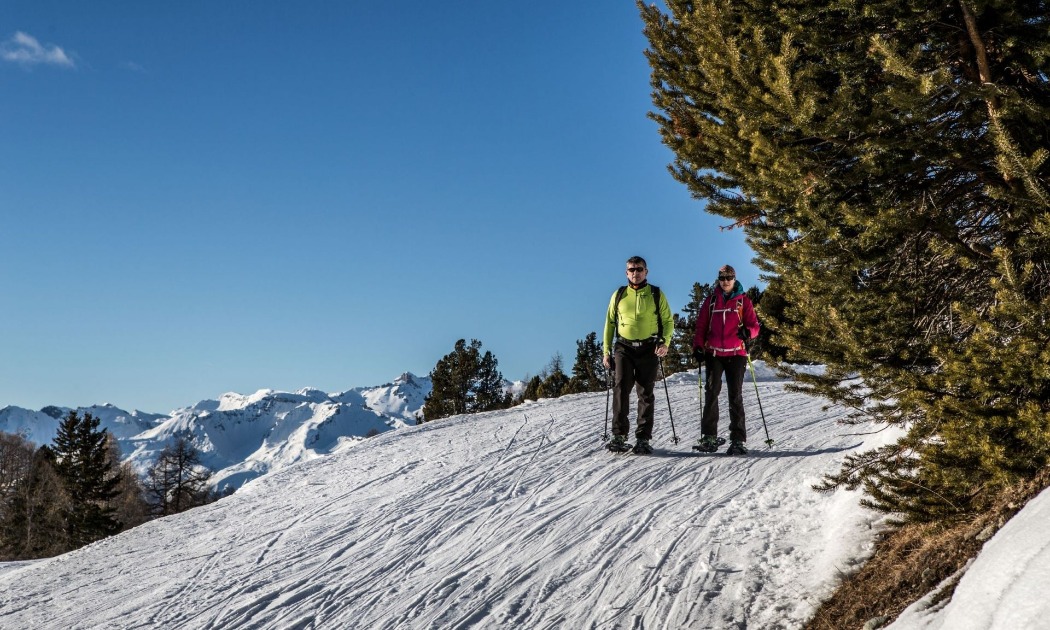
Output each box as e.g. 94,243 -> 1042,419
692,348 -> 705,365
737,326 -> 751,342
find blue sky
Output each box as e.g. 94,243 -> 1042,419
2,2 -> 756,413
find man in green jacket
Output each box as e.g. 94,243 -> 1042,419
602,256 -> 675,454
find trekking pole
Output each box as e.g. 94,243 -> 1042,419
698,360 -> 704,436
602,361 -> 612,441
658,358 -> 680,445
696,352 -> 704,405
745,351 -> 774,447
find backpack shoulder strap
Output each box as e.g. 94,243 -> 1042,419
612,285 -> 628,328
650,285 -> 663,340
707,291 -> 717,334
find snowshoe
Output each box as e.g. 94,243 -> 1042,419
726,440 -> 749,456
691,435 -> 726,453
632,439 -> 653,455
606,435 -> 632,453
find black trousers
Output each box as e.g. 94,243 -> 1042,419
702,354 -> 748,442
612,341 -> 659,441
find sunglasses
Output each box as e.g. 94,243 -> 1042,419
718,275 -> 735,281
627,267 -> 646,273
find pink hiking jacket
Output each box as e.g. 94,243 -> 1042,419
693,283 -> 760,357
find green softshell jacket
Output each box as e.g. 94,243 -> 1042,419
602,283 -> 674,357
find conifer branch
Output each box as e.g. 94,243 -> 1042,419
959,0 -> 1050,205
958,1 -> 995,89
719,213 -> 762,231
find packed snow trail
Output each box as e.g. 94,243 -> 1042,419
0,366 -> 886,629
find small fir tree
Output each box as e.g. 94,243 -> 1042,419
663,313 -> 689,375
422,339 -> 510,421
567,332 -> 607,394
538,354 -> 570,399
670,282 -> 713,372
473,347 -> 511,412
518,375 -> 544,404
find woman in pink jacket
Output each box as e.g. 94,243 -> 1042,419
692,265 -> 760,455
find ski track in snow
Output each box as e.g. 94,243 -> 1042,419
0,368 -> 884,629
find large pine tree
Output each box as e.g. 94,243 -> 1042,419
641,1 -> 1050,520
52,411 -> 122,546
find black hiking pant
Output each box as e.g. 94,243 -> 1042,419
702,354 -> 748,443
612,340 -> 659,441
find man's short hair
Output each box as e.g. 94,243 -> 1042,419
626,256 -> 647,268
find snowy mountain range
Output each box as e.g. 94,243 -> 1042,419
0,372 -> 432,491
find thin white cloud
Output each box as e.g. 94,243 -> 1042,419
1,31 -> 75,68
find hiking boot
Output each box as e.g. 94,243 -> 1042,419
632,439 -> 653,455
726,440 -> 748,456
692,435 -> 721,453
607,435 -> 631,452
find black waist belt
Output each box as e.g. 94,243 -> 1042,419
618,336 -> 658,348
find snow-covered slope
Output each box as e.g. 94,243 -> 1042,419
1,373 -> 432,491
0,367 -> 891,629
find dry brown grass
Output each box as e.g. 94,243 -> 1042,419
804,467 -> 1050,630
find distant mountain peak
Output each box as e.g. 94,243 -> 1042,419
216,389 -> 275,411
40,405 -> 67,419
395,372 -> 421,386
